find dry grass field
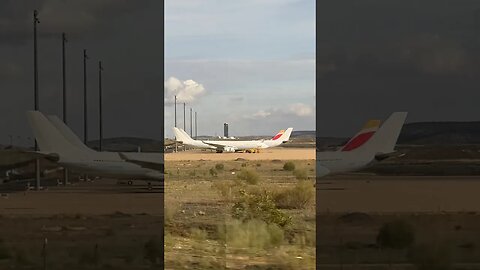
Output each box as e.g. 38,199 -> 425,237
164,152 -> 316,269
317,174 -> 480,269
0,180 -> 164,269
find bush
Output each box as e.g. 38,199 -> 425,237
293,169 -> 308,180
190,228 -> 208,241
209,168 -> 218,177
226,219 -> 284,250
275,181 -> 314,209
144,236 -> 162,265
283,161 -> 295,171
237,169 -> 260,185
232,190 -> 291,227
377,220 -> 415,250
409,242 -> 452,270
0,240 -> 11,260
215,163 -> 225,171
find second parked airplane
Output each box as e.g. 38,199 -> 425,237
317,112 -> 408,177
173,127 -> 293,152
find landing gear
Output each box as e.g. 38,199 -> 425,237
147,182 -> 152,190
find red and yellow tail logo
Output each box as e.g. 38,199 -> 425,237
341,120 -> 380,151
272,130 -> 285,140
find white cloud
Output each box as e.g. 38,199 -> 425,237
252,110 -> 272,118
164,76 -> 205,105
247,103 -> 314,119
288,103 -> 314,117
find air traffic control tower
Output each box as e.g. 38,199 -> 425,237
224,123 -> 229,138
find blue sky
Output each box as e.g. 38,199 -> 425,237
165,0 -> 315,138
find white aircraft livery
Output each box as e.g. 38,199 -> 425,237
26,111 -> 163,181
173,127 -> 293,152
317,112 -> 408,177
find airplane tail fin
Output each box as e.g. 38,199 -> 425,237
47,115 -> 95,153
271,130 -> 285,140
173,127 -> 195,144
354,112 -> 408,155
26,111 -> 85,156
277,127 -> 293,143
340,120 -> 381,151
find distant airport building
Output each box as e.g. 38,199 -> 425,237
224,123 -> 229,138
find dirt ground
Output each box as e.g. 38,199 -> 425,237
165,147 -> 315,161
0,179 -> 163,216
318,175 -> 480,213
0,179 -> 164,269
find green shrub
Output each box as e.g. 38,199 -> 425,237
237,169 -> 260,185
283,161 -> 295,171
215,163 -> 225,171
190,228 -> 208,241
144,236 -> 163,265
275,180 -> 314,209
209,168 -> 218,177
232,190 -> 291,227
377,220 -> 415,249
212,180 -> 238,199
293,168 -> 308,180
0,240 -> 11,260
226,219 -> 284,249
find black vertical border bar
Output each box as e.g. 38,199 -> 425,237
160,0 -> 165,267
315,0 -> 320,269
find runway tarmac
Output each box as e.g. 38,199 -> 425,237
165,147 -> 315,161
318,175 -> 480,213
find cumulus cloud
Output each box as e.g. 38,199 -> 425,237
247,103 -> 314,119
164,76 -> 206,105
252,110 -> 272,118
288,103 -> 314,117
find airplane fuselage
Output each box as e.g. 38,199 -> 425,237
58,152 -> 163,180
316,151 -> 375,177
184,139 -> 282,151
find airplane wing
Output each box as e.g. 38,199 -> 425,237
20,150 -> 60,162
374,152 -> 405,161
118,153 -> 164,172
201,141 -> 229,150
201,141 -> 239,152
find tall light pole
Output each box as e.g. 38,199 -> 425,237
174,95 -> 177,152
190,107 -> 193,137
174,95 -> 177,127
98,61 -> 103,151
83,49 -> 89,145
62,33 -> 67,123
195,111 -> 198,139
33,10 -> 41,190
62,32 -> 68,186
183,103 -> 186,130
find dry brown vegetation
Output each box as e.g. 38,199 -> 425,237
164,157 -> 316,269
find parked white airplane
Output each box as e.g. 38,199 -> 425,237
26,111 -> 163,182
317,112 -> 407,177
173,127 -> 293,152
